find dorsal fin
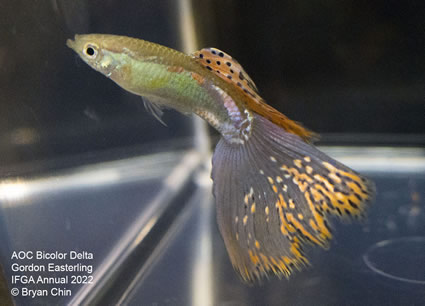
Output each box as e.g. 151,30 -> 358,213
192,47 -> 317,142
192,48 -> 260,96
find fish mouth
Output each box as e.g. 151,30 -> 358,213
66,34 -> 82,50
66,38 -> 75,49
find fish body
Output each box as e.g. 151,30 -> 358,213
67,34 -> 255,143
67,34 -> 375,283
66,34 -> 312,144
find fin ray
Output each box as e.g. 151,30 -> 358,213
211,114 -> 374,283
142,97 -> 167,126
192,47 -> 259,94
193,47 -> 316,141
246,101 -> 318,142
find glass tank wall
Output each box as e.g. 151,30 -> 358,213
0,1 -> 424,305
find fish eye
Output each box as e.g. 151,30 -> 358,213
83,43 -> 98,59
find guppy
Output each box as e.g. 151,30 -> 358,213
67,34 -> 375,283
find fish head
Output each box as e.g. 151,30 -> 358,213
67,34 -> 120,77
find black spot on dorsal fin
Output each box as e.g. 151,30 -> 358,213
192,47 -> 260,95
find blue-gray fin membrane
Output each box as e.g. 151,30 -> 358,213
142,97 -> 167,126
211,113 -> 375,283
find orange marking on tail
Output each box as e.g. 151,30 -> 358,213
259,253 -> 267,266
310,188 -> 322,202
280,165 -> 314,193
309,218 -> 319,232
306,165 -> 369,219
313,183 -> 340,214
278,194 -> 287,209
304,191 -> 332,241
249,250 -> 260,265
289,238 -> 309,268
276,195 -> 298,236
280,224 -> 288,236
313,174 -> 335,193
294,159 -> 303,168
255,240 -> 261,249
276,199 -> 289,236
347,181 -> 368,198
286,213 -> 321,245
269,257 -> 279,274
328,172 -> 342,184
278,259 -> 291,276
251,203 -> 256,213
323,162 -> 364,185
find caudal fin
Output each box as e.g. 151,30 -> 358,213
211,114 -> 375,283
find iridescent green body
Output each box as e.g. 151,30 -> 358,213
67,34 -> 252,143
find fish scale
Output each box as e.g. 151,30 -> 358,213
67,34 -> 375,284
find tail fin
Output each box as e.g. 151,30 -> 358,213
211,114 -> 375,283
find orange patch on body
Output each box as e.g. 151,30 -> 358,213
167,66 -> 185,73
191,72 -> 205,85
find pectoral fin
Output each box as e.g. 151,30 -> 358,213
142,97 -> 167,126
